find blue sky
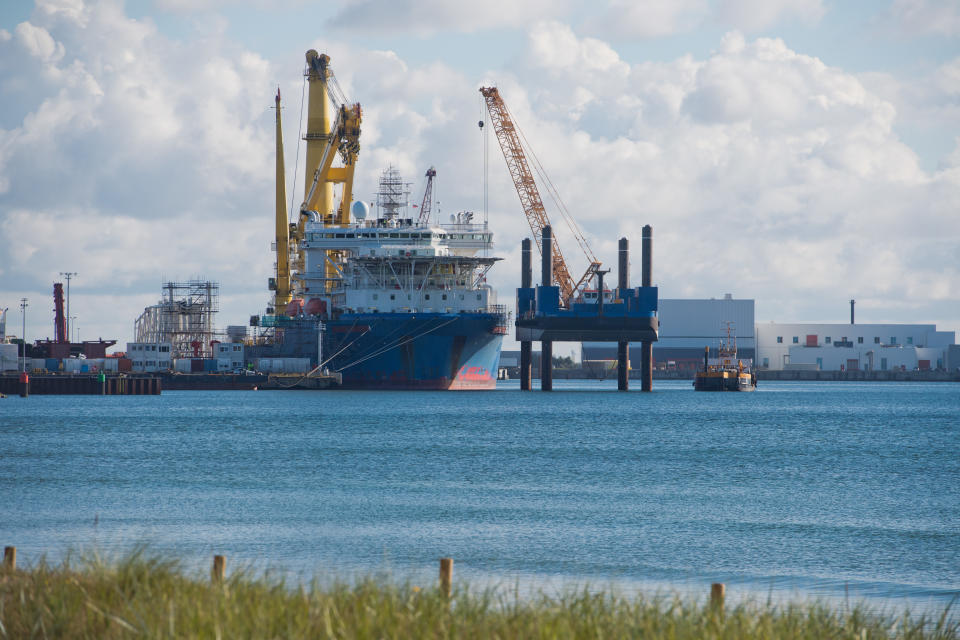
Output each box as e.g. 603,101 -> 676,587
0,0 -> 958,348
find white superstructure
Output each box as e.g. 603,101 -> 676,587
291,168 -> 500,316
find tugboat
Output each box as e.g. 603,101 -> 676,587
693,323 -> 757,392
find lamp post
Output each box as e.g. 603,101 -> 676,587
19,298 -> 28,373
59,272 -> 77,343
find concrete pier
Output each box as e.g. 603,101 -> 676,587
0,374 -> 162,396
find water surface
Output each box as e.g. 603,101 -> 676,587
2,380 -> 958,609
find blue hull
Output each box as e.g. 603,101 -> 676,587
323,312 -> 504,389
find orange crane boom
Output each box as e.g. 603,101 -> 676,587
480,87 -> 600,306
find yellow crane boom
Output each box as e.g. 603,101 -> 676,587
272,88 -> 292,311
480,87 -> 600,306
296,50 -> 362,288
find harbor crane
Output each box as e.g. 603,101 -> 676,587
480,86 -> 601,307
417,166 -> 436,225
283,50 -> 362,293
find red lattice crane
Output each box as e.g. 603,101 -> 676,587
418,166 -> 436,224
480,86 -> 600,306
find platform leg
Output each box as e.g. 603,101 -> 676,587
541,341 -> 552,391
520,341 -> 531,391
618,341 -> 629,391
641,340 -> 652,392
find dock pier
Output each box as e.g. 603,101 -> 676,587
0,374 -> 162,396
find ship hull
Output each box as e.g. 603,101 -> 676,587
323,312 -> 503,390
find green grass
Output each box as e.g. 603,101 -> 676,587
1,549 -> 956,639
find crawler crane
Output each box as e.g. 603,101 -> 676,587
480,86 -> 601,307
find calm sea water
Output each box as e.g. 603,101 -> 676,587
2,380 -> 958,609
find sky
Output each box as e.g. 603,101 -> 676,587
0,0 -> 958,352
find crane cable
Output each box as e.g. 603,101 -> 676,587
500,99 -> 598,265
334,317 -> 460,372
288,71 -> 307,219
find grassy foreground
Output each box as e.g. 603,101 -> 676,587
1,551 -> 956,639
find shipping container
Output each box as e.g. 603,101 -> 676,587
203,358 -> 218,372
102,358 -> 119,372
191,359 -> 204,373
45,358 -> 59,371
174,359 -> 192,373
118,358 -> 132,372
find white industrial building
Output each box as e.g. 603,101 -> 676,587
126,342 -> 173,372
582,295 -> 755,370
756,323 -> 957,372
213,341 -> 244,371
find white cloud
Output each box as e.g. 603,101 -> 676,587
887,0 -> 960,37
327,0 -> 565,36
483,27 -> 956,329
581,0 -> 708,39
715,0 -> 825,32
0,2 -> 957,346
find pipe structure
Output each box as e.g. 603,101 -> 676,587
641,225 -> 653,392
541,226 -> 553,391
850,299 -> 855,325
617,237 -> 629,391
520,238 -> 532,391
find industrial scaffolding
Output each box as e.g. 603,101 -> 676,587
135,280 -> 219,358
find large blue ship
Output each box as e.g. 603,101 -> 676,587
250,165 -> 507,390
249,51 -> 505,389
305,166 -> 507,389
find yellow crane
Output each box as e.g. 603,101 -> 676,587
480,86 -> 601,307
295,50 -> 362,286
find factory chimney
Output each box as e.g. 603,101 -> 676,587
850,299 -> 855,325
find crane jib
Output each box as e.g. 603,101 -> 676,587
480,86 -> 599,307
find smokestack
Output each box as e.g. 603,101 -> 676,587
850,299 -> 855,325
541,225 -> 552,287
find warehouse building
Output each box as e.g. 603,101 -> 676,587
581,295 -> 755,372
